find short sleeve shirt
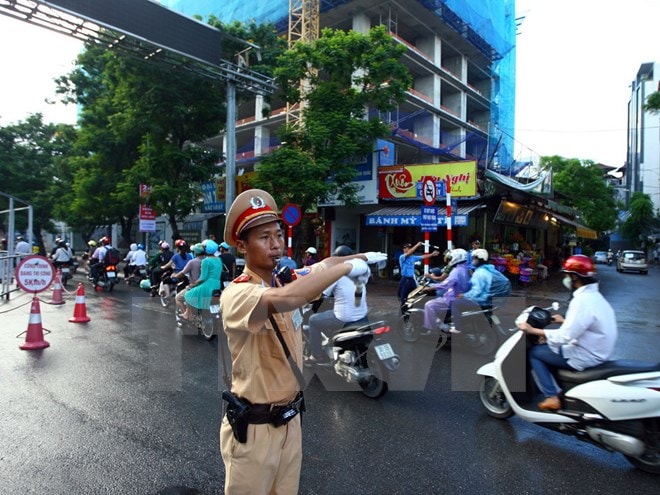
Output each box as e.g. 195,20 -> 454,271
220,269 -> 303,405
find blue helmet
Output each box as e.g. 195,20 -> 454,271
137,243 -> 145,250
205,239 -> 219,255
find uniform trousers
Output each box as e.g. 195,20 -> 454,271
220,414 -> 302,495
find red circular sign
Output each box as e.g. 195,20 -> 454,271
15,255 -> 55,293
281,203 -> 302,227
422,178 -> 437,206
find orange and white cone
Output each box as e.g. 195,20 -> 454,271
69,283 -> 91,323
19,296 -> 50,350
49,269 -> 65,305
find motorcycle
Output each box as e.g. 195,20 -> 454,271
176,288 -> 221,341
477,304 -> 660,474
53,261 -> 72,288
302,299 -> 400,399
94,264 -> 118,292
399,274 -> 512,355
125,264 -> 149,286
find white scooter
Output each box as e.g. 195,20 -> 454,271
477,304 -> 660,473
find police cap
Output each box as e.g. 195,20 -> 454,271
224,189 -> 280,246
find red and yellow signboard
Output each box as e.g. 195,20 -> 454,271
378,161 -> 477,199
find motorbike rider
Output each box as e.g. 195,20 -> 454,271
172,243 -> 205,321
50,240 -> 73,271
149,241 -> 174,296
606,249 -> 614,265
123,243 -> 138,280
516,254 -> 618,411
306,245 -> 371,364
179,239 -> 223,321
427,249 -> 454,283
159,239 -> 193,298
455,248 -> 511,309
421,248 -> 472,333
81,240 -> 96,275
219,241 -> 237,286
398,241 -> 440,312
127,243 -> 148,283
89,236 -> 110,284
302,246 -> 319,266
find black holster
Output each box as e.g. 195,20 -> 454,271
222,390 -> 250,443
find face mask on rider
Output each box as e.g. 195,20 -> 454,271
562,275 -> 573,290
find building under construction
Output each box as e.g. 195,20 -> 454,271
162,1 -> 576,263
163,0 -> 517,173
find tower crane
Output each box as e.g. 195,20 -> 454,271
286,0 -> 320,127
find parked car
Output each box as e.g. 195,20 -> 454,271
616,250 -> 648,274
592,251 -> 608,264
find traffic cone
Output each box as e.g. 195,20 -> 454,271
19,296 -> 50,350
69,283 -> 91,323
49,269 -> 65,305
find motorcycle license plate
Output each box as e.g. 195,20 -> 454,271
209,304 -> 220,314
375,343 -> 395,360
61,268 -> 70,274
107,271 -> 116,278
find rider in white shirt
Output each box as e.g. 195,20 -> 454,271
307,245 -> 369,363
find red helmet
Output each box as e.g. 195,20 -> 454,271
99,236 -> 110,245
562,254 -> 596,277
174,239 -> 187,248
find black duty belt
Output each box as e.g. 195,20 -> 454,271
244,392 -> 305,426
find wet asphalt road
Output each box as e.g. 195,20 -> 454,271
0,264 -> 658,494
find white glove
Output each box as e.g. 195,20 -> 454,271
344,258 -> 370,279
363,252 -> 388,264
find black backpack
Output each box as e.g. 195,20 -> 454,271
105,247 -> 121,266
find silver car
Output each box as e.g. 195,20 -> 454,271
616,250 -> 648,275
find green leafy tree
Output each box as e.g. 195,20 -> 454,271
252,26 -> 412,212
541,155 -> 618,234
643,91 -> 660,114
57,42 -> 227,243
0,114 -> 77,253
620,192 -> 657,246
56,21 -> 283,244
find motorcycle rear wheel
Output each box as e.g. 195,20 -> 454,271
198,311 -> 217,341
160,290 -> 173,307
624,425 -> 660,474
398,312 -> 424,342
455,321 -> 499,356
358,353 -> 388,399
479,376 -> 513,419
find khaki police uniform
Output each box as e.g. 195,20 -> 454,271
220,268 -> 304,495
219,187 -> 312,495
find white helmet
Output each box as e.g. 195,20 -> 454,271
305,247 -> 317,254
472,248 -> 489,262
448,248 -> 468,266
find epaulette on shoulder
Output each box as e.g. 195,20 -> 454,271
233,273 -> 251,283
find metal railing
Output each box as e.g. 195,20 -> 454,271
0,253 -> 25,300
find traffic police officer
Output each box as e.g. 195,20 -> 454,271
219,188 -> 372,495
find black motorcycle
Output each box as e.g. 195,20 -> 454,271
302,299 -> 400,399
94,263 -> 118,292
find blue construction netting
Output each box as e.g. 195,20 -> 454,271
160,0 -> 517,173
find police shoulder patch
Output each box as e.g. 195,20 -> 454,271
233,273 -> 251,283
